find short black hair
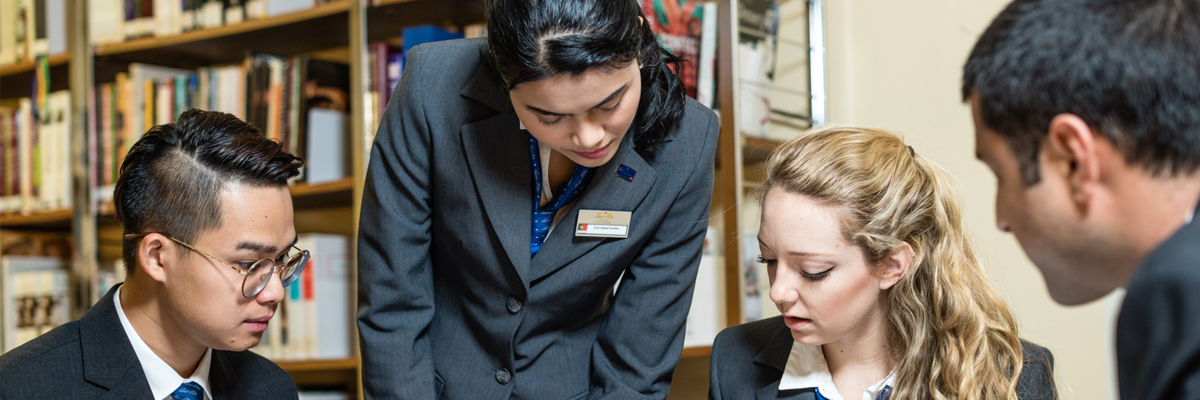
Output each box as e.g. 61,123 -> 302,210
962,0 -> 1200,185
114,109 -> 303,271
486,0 -> 686,161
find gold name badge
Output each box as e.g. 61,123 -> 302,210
575,209 -> 632,238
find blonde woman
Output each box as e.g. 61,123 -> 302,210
708,126 -> 1056,400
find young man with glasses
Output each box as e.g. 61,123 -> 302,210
0,109 -> 307,399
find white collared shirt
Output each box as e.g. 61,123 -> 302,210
114,288 -> 213,400
538,140 -> 575,236
778,341 -> 895,400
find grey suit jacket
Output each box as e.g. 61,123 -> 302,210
0,285 -> 298,400
356,38 -> 719,400
708,316 -> 1058,400
1117,201 -> 1200,400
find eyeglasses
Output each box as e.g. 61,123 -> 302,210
124,233 -> 310,298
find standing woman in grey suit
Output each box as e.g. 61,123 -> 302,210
356,0 -> 719,399
709,126 -> 1056,400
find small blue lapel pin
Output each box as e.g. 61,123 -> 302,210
616,163 -> 636,182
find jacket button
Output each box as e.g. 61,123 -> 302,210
495,368 -> 511,385
506,296 -> 522,314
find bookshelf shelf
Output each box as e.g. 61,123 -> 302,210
742,136 -> 783,165
276,358 -> 359,387
0,209 -> 74,229
0,53 -> 72,77
95,2 -> 352,67
681,345 -> 712,359
366,0 -> 485,42
290,179 -> 355,209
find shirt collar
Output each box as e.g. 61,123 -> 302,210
778,341 -> 895,400
114,287 -> 213,400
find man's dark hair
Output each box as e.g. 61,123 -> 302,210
962,0 -> 1200,185
114,109 -> 303,272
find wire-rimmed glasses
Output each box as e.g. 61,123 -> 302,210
124,233 -> 310,298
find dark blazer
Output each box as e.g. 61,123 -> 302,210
357,38 -> 719,400
1116,203 -> 1200,400
708,316 -> 1058,400
0,285 -> 298,400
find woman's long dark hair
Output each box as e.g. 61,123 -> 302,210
486,0 -> 687,161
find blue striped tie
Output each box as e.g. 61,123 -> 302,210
170,381 -> 205,400
529,136 -> 595,257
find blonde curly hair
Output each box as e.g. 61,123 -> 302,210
762,125 -> 1025,400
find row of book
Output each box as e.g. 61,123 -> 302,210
252,233 -> 352,361
0,230 -> 73,353
1,90 -> 74,215
0,0 -> 68,66
89,0 -> 336,45
91,55 -> 351,202
362,24 -> 476,150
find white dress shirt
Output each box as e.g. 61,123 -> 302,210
778,341 -> 895,400
114,287 -> 213,400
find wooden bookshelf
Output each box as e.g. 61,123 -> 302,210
95,2 -> 352,67
0,53 -> 72,77
277,358 -> 359,386
0,209 -> 75,229
681,345 -> 712,359
742,136 -> 783,165
291,179 -> 355,209
366,0 -> 485,42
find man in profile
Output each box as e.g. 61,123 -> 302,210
0,109 -> 306,399
962,0 -> 1200,398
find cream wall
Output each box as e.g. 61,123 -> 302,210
821,1 -> 1112,398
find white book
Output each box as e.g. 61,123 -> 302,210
244,0 -> 265,20
45,0 -> 66,55
17,99 -> 33,214
266,0 -> 313,18
1,256 -> 67,352
28,0 -> 49,57
200,1 -> 224,29
684,226 -> 721,347
51,91 -> 71,210
696,2 -> 717,109
1,0 -> 17,64
298,233 -> 350,359
155,81 -> 172,125
87,0 -> 125,44
224,5 -> 244,26
305,108 -> 346,185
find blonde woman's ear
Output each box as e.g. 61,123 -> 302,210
879,242 -> 914,290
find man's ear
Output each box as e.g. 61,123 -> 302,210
879,242 -> 914,290
137,233 -> 174,284
1046,114 -> 1102,204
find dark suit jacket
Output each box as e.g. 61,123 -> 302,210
1117,203 -> 1200,400
0,285 -> 298,400
708,316 -> 1058,400
357,38 -> 719,400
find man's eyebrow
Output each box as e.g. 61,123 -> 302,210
524,82 -> 631,117
236,242 -> 277,254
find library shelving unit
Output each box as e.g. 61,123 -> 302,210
2,0 -> 825,398
712,0 -> 826,331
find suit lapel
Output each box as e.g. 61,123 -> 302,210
81,284 -> 154,399
754,324 -> 811,400
529,132 -> 658,282
460,59 -> 533,284
208,350 -> 236,398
